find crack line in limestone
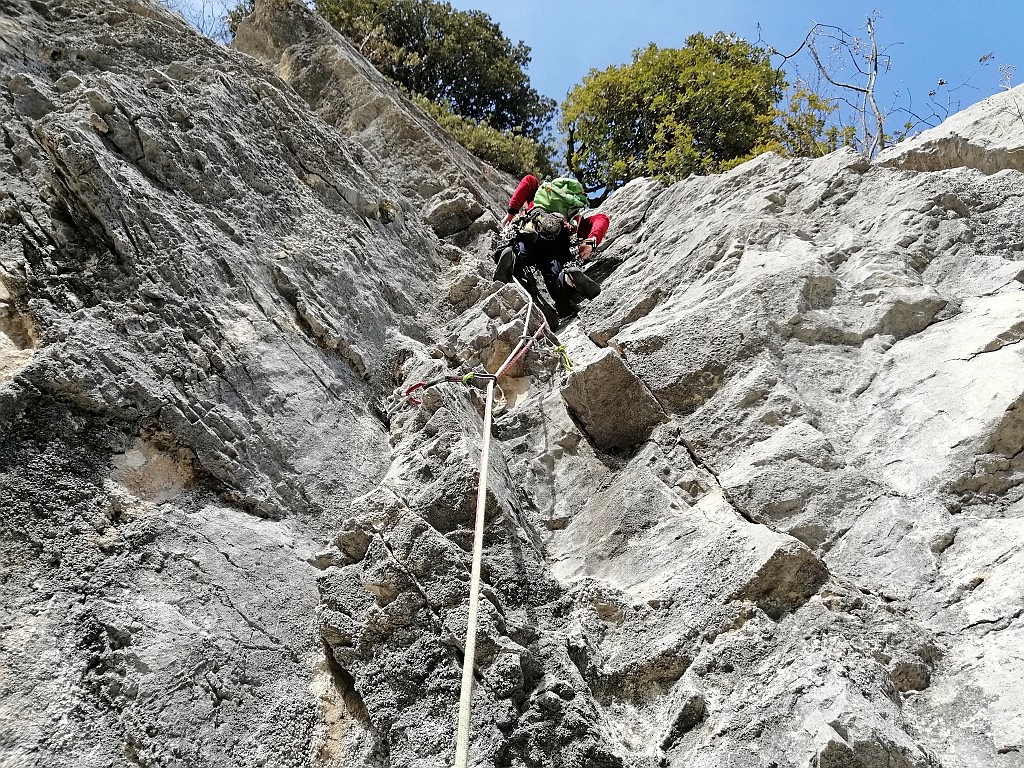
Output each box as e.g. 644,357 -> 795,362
281,141 -> 358,212
917,307 -> 964,335
950,335 -> 1024,362
269,314 -> 340,395
270,276 -> 366,387
677,437 -> 759,526
17,204 -> 60,251
961,606 -> 1024,635
611,191 -> 660,240
43,140 -> 132,263
375,528 -> 445,629
173,531 -> 298,657
980,277 -> 1024,297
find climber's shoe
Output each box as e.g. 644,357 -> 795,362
537,298 -> 560,333
494,247 -> 515,283
554,300 -> 578,319
563,267 -> 600,300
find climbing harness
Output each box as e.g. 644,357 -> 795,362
492,210 -> 592,268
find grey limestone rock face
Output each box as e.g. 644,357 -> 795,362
0,1 -> 1022,768
587,124 -> 1024,766
560,346 -> 667,449
232,0 -> 511,232
0,0 -> 459,765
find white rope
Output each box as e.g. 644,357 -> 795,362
453,297 -> 537,768
453,374 -> 494,768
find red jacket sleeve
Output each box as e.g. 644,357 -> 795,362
508,175 -> 540,214
577,213 -> 609,246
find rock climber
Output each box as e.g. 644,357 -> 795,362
493,175 -> 610,325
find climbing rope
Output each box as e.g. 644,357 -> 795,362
453,290 -> 547,768
453,370 -> 493,768
388,279 -> 572,768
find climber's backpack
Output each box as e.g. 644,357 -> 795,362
533,177 -> 590,220
520,208 -> 568,242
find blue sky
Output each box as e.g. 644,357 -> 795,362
447,0 -> 1022,127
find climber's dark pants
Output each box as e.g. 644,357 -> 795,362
512,238 -> 576,308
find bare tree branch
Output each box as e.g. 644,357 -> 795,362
806,42 -> 867,94
769,14 -> 899,158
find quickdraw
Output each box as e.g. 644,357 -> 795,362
402,372 -> 494,405
391,286 -> 572,417
553,343 -> 574,372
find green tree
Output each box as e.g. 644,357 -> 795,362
314,0 -> 555,142
755,86 -> 857,159
561,33 -> 785,195
412,96 -> 553,179
226,0 -> 255,37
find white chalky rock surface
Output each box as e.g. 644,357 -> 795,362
0,0 -> 1021,767
878,83 -> 1024,174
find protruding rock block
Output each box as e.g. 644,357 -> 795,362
661,690 -> 706,750
560,348 -> 667,450
877,83 -> 1024,174
730,539 -> 830,620
422,187 -> 484,237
